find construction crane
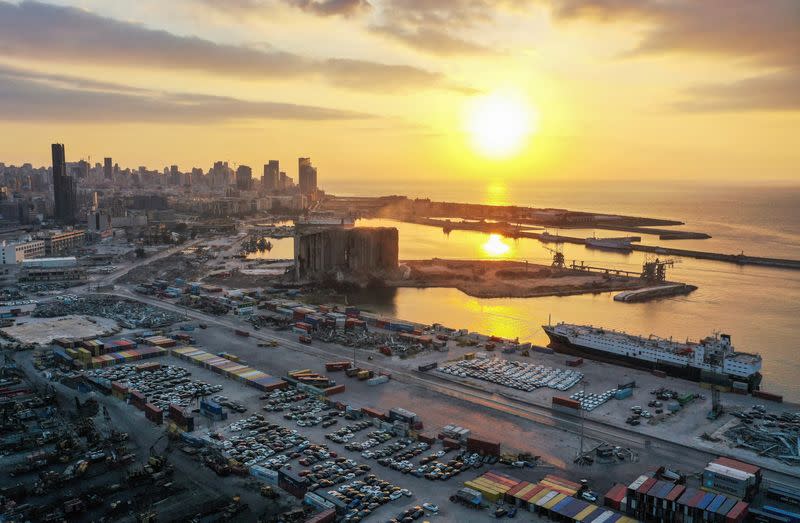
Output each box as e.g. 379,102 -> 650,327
641,257 -> 678,283
543,244 -> 566,269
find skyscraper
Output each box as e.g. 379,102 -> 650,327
104,157 -> 113,180
298,157 -> 317,195
51,143 -> 77,224
236,165 -> 253,191
263,161 -> 279,192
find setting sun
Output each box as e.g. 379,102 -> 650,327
466,91 -> 536,158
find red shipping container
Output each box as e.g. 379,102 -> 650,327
604,484 -> 627,510
466,437 -> 501,456
442,437 -> 461,450
417,433 -> 435,444
552,396 -> 581,410
361,407 -> 385,420
324,384 -> 345,396
725,501 -> 749,523
130,390 -> 147,410
144,403 -> 163,424
752,390 -> 782,402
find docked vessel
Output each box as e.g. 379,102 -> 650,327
584,236 -> 639,252
542,322 -> 762,390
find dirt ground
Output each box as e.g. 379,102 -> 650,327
1,315 -> 119,344
391,259 -> 644,298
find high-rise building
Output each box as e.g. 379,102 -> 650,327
51,144 -> 77,224
169,165 -> 182,186
211,161 -> 232,189
103,157 -> 112,180
279,172 -> 293,191
298,157 -> 317,195
236,165 -> 253,191
263,161 -> 280,192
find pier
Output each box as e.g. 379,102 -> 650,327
410,218 -> 800,270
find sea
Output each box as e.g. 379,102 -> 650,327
255,181 -> 800,401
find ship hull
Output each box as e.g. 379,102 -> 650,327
542,326 -> 761,390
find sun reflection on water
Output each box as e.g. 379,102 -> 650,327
481,233 -> 511,257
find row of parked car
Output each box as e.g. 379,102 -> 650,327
222,415 -> 309,467
438,358 -> 583,392
325,420 -> 376,444
328,474 -> 411,523
345,430 -> 395,452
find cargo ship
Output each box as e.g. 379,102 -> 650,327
542,322 -> 762,390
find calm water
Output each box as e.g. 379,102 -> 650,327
321,181 -> 800,401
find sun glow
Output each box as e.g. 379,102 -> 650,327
466,91 -> 536,158
482,233 -> 511,257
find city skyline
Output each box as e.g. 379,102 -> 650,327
0,0 -> 797,187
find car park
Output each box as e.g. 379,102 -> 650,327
438,358 -> 583,392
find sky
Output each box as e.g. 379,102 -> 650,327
0,0 -> 798,189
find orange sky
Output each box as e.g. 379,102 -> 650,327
0,0 -> 797,186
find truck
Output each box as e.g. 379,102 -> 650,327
234,329 -> 249,337
299,335 -> 312,344
451,487 -> 482,508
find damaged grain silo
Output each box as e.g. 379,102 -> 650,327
294,227 -> 398,280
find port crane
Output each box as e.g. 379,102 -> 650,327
641,257 -> 678,283
543,244 -> 566,269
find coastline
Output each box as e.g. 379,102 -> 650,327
386,259 -> 650,299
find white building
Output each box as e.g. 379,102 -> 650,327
1,239 -> 46,265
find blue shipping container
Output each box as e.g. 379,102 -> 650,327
615,388 -> 633,400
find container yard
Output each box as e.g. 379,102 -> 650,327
2,280 -> 799,522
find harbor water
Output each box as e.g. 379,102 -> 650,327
328,182 -> 800,401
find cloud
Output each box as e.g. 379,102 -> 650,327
546,0 -> 800,111
0,1 -> 463,93
369,0 -> 523,55
370,25 -> 499,56
676,70 -> 800,112
0,65 -> 371,123
198,0 -> 369,17
287,0 -> 370,17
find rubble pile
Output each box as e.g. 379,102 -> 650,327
33,296 -> 183,328
724,406 -> 800,465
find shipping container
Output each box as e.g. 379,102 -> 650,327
466,436 -> 501,456
615,388 -> 633,400
552,396 -> 581,410
325,361 -> 351,372
324,384 -> 345,396
442,437 -> 461,450
367,375 -> 389,386
144,403 -> 163,424
752,390 -> 783,403
360,407 -> 385,419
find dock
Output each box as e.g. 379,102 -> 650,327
410,218 -> 800,271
